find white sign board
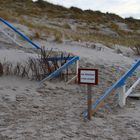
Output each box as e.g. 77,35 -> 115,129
78,69 -> 98,85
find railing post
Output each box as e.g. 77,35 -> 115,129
76,60 -> 79,75
14,34 -> 16,41
76,60 -> 79,81
118,84 -> 126,107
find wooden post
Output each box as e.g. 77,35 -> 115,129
78,69 -> 98,120
87,85 -> 92,120
66,68 -> 69,82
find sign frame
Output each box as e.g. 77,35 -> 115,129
78,69 -> 98,85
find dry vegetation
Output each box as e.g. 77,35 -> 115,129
0,0 -> 140,47
0,62 -> 3,76
131,44 -> 140,55
0,47 -> 74,80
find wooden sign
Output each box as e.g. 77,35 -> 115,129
78,69 -> 98,120
78,69 -> 98,85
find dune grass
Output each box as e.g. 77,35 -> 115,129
18,18 -> 63,42
64,30 -> 140,47
0,0 -> 139,47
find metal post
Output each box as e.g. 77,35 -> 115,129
76,60 -> 79,82
14,34 -> 16,41
87,85 -> 92,120
118,85 -> 126,107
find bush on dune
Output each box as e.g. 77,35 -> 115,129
0,63 -> 3,76
131,44 -> 140,55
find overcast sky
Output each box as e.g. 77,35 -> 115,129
43,0 -> 140,19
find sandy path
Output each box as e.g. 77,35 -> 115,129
0,76 -> 140,140
0,37 -> 140,139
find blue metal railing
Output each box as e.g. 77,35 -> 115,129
47,56 -> 75,61
0,17 -> 40,49
39,56 -> 80,85
83,59 -> 140,118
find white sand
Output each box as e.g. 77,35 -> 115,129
0,75 -> 140,140
0,49 -> 38,63
0,28 -> 140,139
43,41 -> 133,66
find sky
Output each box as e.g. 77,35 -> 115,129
37,0 -> 140,19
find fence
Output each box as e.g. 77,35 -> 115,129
0,17 -> 80,82
83,59 -> 140,118
39,56 -> 80,86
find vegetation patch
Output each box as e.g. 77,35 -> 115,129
131,44 -> 140,55
1,48 -> 73,80
0,0 -> 140,47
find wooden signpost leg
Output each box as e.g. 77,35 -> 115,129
78,69 -> 98,120
87,85 -> 92,120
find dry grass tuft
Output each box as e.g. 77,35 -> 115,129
131,44 -> 140,55
54,32 -> 63,43
63,23 -> 71,29
0,63 -> 3,76
0,48 -> 73,80
0,0 -> 140,47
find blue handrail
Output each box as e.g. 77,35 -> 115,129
83,59 -> 140,118
46,56 -> 75,61
0,17 -> 40,49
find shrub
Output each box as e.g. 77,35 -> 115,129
0,63 -> 3,76
63,23 -> 71,29
108,22 -> 120,32
54,32 -> 63,43
131,44 -> 140,55
70,6 -> 83,13
35,0 -> 46,8
33,31 -> 41,39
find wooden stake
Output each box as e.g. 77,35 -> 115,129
87,85 -> 92,120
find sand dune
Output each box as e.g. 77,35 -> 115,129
0,32 -> 140,140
